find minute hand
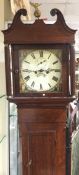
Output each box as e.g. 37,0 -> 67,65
46,68 -> 60,73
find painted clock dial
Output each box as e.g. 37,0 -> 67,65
19,49 -> 62,92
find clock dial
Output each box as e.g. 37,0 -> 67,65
20,49 -> 62,92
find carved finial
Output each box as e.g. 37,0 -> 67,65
30,1 -> 41,19
50,8 -> 67,25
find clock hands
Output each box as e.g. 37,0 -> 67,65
22,69 -> 45,77
37,60 -> 46,65
38,68 -> 61,74
22,69 -> 37,74
37,68 -> 60,74
45,68 -> 61,74
22,68 -> 60,74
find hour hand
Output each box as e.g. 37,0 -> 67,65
37,60 -> 46,65
22,69 -> 37,74
22,69 -> 31,72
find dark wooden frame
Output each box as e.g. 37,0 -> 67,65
12,43 -> 69,97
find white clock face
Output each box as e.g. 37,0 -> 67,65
20,50 -> 62,92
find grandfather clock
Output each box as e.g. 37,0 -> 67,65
3,8 -> 76,175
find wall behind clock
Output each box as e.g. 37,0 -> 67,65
0,1 -> 9,175
0,0 -> 8,175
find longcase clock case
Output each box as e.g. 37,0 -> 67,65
3,8 -> 76,175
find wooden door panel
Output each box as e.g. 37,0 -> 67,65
22,131 -> 56,175
21,123 -> 66,175
30,131 -> 56,175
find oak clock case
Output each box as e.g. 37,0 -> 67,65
13,45 -> 69,97
2,8 -> 76,175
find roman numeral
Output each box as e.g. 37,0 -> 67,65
53,60 -> 58,65
40,83 -> 43,90
24,75 -> 30,81
22,69 -> 28,72
54,69 -> 61,72
48,53 -> 51,59
48,83 -> 51,88
31,81 -> 35,87
40,51 -> 43,57
24,60 -> 30,64
52,76 -> 58,82
31,53 -> 36,59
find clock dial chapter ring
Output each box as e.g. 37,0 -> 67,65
20,50 -> 62,92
